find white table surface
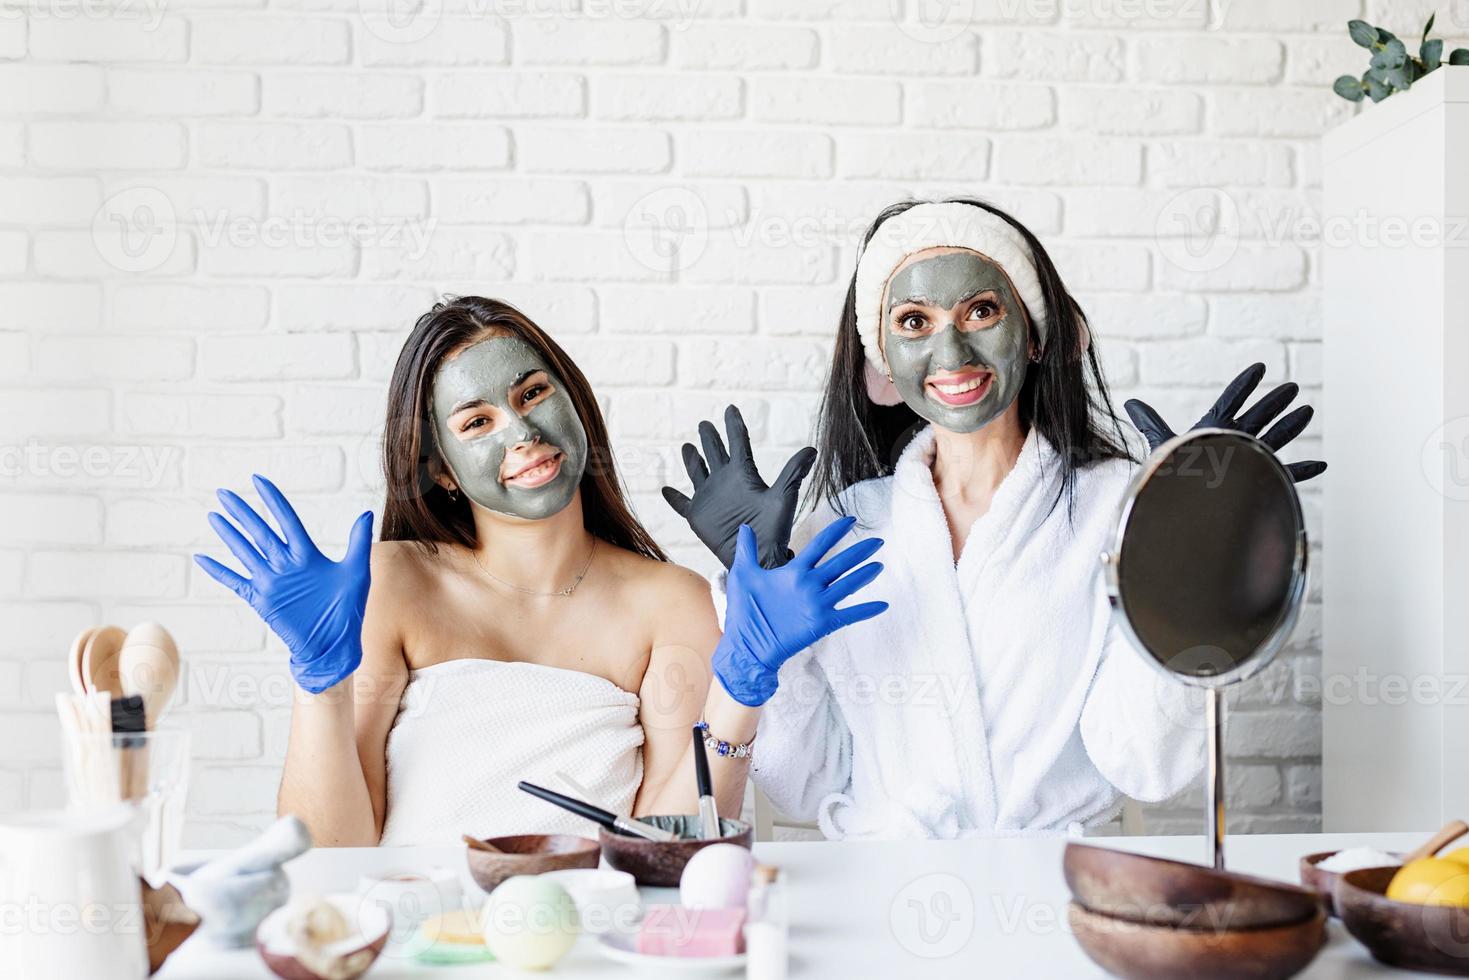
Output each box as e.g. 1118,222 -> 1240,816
157,831 -> 1439,978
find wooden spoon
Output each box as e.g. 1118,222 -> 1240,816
81,626 -> 127,698
118,622 -> 180,728
1402,819 -> 1469,863
462,835 -> 503,854
67,627 -> 96,696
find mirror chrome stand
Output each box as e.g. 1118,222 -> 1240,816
1105,428 -> 1307,873
1206,688 -> 1224,870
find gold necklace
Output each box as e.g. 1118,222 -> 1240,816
473,537 -> 597,597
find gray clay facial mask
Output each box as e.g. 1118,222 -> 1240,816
882,251 -> 1031,434
431,336 -> 589,521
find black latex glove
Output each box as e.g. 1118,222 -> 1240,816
1124,362 -> 1327,483
661,405 -> 817,570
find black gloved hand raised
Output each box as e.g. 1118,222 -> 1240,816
1124,362 -> 1327,483
661,404 -> 817,570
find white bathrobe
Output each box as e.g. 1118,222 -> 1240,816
731,426 -> 1205,841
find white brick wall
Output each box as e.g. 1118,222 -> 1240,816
2,0 -> 1418,843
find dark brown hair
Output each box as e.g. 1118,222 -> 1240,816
380,295 -> 666,560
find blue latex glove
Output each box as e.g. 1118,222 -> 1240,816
194,475 -> 374,695
714,515 -> 888,707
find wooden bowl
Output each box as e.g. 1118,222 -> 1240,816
256,895 -> 389,980
1298,850 -> 1399,918
1064,843 -> 1323,929
141,879 -> 199,975
1297,852 -> 1338,917
464,834 -> 600,894
598,816 -> 752,887
1069,902 -> 1327,980
1336,866 -> 1469,974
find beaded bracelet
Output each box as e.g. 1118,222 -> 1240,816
695,720 -> 755,760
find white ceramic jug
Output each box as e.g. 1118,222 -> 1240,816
0,806 -> 148,978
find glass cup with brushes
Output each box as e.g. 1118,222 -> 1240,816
58,694 -> 192,885
58,621 -> 188,884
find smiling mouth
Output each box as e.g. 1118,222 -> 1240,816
503,451 -> 563,489
926,370 -> 993,407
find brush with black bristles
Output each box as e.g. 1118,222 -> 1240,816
111,695 -> 148,801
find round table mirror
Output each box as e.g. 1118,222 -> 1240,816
1104,428 -> 1308,867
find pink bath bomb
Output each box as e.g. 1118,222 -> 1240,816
679,844 -> 754,910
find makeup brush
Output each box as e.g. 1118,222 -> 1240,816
111,695 -> 148,802
692,724 -> 720,840
517,781 -> 678,842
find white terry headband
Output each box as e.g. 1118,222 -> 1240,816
854,201 -> 1053,376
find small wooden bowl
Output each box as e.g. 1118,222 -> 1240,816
1065,843 -> 1323,930
464,834 -> 600,894
1337,866 -> 1469,974
1069,902 -> 1327,980
598,815 -> 752,887
256,895 -> 389,980
1298,851 -> 1399,918
141,879 -> 199,975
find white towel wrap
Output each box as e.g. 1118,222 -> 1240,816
378,659 -> 644,847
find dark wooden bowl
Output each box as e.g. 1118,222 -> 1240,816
258,933 -> 388,980
464,833 -> 600,894
598,815 -> 752,887
142,879 -> 199,975
1069,902 -> 1327,980
1064,843 -> 1323,930
1337,866 -> 1469,975
1298,850 -> 1400,918
256,896 -> 389,980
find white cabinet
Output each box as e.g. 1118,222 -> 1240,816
1323,67 -> 1469,831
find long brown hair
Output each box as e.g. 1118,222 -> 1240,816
380,295 -> 666,560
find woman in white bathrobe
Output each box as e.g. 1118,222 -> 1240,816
664,198 -> 1324,840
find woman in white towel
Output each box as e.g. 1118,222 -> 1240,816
196,296 -> 885,846
665,198 -> 1323,840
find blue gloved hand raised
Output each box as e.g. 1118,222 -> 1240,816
714,515 -> 888,707
193,474 -> 374,695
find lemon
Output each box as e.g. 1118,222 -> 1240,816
1438,846 -> 1469,869
1387,858 -> 1469,906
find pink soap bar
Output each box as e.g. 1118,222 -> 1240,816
636,905 -> 747,957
